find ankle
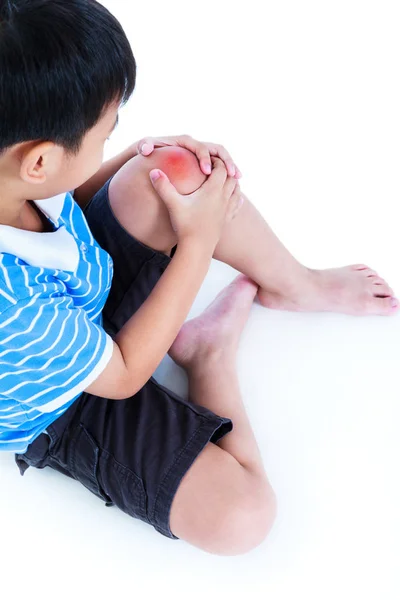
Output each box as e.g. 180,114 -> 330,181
260,263 -> 313,297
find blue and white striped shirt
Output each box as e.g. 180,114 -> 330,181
0,192 -> 114,453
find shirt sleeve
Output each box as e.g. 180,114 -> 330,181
0,293 -> 114,414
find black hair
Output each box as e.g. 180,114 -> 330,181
0,0 -> 136,155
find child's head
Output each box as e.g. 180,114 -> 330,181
0,0 -> 136,199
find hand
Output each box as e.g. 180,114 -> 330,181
134,134 -> 242,179
149,156 -> 243,250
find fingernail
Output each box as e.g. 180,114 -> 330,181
391,297 -> 398,307
204,163 -> 212,174
150,170 -> 161,182
141,143 -> 151,154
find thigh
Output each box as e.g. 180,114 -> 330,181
169,442 -> 248,545
170,442 -> 275,555
82,147 -> 205,335
108,153 -> 176,255
82,175 -> 173,336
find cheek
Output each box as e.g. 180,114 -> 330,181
87,146 -> 105,177
70,148 -> 103,186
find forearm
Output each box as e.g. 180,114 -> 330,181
74,144 -> 139,210
114,240 -> 213,392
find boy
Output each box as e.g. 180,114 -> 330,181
0,0 -> 397,556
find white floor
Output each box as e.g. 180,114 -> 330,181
2,260 -> 399,598
1,1 -> 399,598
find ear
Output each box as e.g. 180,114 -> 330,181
19,141 -> 62,185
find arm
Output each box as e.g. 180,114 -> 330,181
84,156 -> 240,399
73,143 -> 139,210
84,239 -> 213,399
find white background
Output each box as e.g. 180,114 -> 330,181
1,1 -> 399,598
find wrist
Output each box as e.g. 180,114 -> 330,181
175,236 -> 215,261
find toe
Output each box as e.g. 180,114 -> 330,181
352,264 -> 381,278
372,283 -> 394,297
366,276 -> 394,297
366,296 -> 399,316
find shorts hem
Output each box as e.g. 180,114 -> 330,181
151,415 -> 233,539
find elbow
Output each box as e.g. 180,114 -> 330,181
119,370 -> 151,400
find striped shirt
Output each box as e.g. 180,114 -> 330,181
0,192 -> 114,453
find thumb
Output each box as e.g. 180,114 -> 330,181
149,169 -> 179,208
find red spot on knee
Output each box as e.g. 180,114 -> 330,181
153,147 -> 206,193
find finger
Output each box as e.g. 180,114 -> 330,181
206,156 -> 229,183
172,135 -> 213,176
137,138 -> 155,155
224,173 -> 240,199
211,156 -> 226,168
186,144 -> 212,176
185,138 -> 238,177
210,156 -> 228,172
196,148 -> 213,176
208,144 -> 237,177
149,169 -> 180,209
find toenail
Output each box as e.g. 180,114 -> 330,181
390,298 -> 398,308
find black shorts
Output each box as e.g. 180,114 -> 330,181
14,176 -> 232,539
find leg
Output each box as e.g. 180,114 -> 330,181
82,177 -> 275,555
168,275 -> 277,555
109,145 -> 398,316
17,179 -> 275,556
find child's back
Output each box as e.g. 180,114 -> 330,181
0,0 -> 135,452
0,191 -> 113,451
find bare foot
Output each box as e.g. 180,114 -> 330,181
169,275 -> 258,370
258,265 -> 399,316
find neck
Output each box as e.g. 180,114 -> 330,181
0,173 -> 31,227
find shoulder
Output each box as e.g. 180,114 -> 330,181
0,255 -> 21,314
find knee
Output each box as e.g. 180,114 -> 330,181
144,145 -> 207,193
203,485 -> 277,557
113,145 -> 206,196
108,146 -> 206,253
